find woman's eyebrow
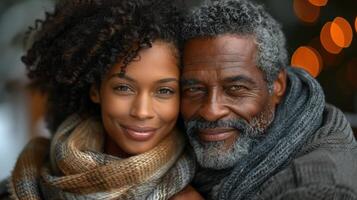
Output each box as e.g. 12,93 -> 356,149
109,74 -> 178,84
109,73 -> 135,82
157,78 -> 179,84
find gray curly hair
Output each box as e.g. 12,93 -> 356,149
182,0 -> 288,90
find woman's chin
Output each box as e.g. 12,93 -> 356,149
122,143 -> 155,156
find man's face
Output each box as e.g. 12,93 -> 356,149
181,34 -> 282,169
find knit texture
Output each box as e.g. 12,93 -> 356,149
8,115 -> 195,200
193,67 -> 329,199
254,104 -> 357,200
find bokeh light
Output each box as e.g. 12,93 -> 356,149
291,46 -> 322,77
293,0 -> 320,23
355,17 -> 357,32
320,22 -> 343,54
308,0 -> 328,7
309,37 -> 343,69
331,17 -> 353,48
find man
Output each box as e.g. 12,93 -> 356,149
180,0 -> 357,199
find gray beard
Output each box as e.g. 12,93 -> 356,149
185,104 -> 275,170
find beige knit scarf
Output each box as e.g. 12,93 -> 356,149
9,114 -> 195,200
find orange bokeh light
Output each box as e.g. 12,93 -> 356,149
320,22 -> 343,54
355,17 -> 357,32
308,0 -> 328,6
291,46 -> 322,77
309,37 -> 343,69
293,0 -> 320,23
330,17 -> 353,48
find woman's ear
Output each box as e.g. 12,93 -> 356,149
90,84 -> 100,103
272,69 -> 287,105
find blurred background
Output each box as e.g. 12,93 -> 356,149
0,0 -> 356,180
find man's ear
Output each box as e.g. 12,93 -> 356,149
90,84 -> 100,103
272,69 -> 287,105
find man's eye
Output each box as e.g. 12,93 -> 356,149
225,85 -> 248,94
183,86 -> 206,96
228,85 -> 244,91
185,87 -> 199,92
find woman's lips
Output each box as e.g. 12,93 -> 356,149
121,125 -> 157,141
198,128 -> 236,142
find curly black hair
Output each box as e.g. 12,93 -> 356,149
22,0 -> 182,132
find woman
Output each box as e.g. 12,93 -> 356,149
1,0 -> 202,199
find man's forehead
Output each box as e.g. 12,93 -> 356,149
183,54 -> 251,66
182,63 -> 247,72
183,34 -> 257,66
185,41 -> 245,54
181,66 -> 259,88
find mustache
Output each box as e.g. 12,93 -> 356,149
185,117 -> 251,135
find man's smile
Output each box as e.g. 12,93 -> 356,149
198,128 -> 237,142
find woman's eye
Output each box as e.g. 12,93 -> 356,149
157,88 -> 175,96
113,85 -> 134,93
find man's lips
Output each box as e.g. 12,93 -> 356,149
198,128 -> 236,142
121,125 -> 158,141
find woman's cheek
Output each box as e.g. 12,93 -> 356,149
156,96 -> 180,123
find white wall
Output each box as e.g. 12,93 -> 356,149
0,0 -> 53,181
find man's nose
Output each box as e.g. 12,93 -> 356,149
198,89 -> 230,122
130,93 -> 155,120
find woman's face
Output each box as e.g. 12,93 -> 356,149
91,41 -> 180,156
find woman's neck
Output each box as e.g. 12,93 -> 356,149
104,135 -> 131,158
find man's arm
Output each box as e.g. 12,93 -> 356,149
272,184 -> 357,200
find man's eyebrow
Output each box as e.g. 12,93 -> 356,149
180,78 -> 201,86
223,75 -> 257,85
109,73 -> 135,82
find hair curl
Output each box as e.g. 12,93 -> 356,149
22,0 -> 182,132
182,0 -> 288,90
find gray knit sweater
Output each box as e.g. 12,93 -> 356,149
193,68 -> 357,200
254,104 -> 357,200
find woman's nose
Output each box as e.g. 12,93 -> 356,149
129,93 -> 155,120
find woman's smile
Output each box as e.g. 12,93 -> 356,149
118,123 -> 158,142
